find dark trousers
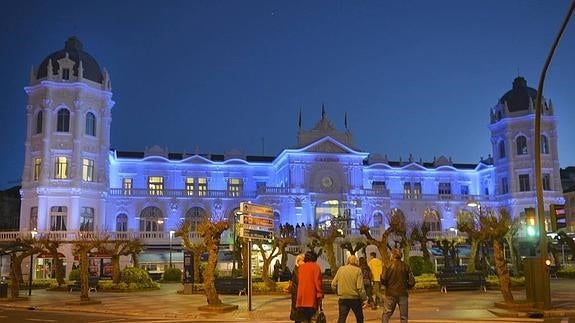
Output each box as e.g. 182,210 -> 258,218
337,298 -> 364,323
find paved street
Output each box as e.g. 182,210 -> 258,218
0,279 -> 574,322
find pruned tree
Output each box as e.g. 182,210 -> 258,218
197,212 -> 229,306
307,225 -> 343,275
480,208 -> 514,303
97,235 -> 143,284
72,232 -> 104,301
359,209 -> 406,265
557,231 -> 575,261
176,219 -> 206,283
277,223 -> 297,271
457,209 -> 484,273
7,237 -> 43,299
409,221 -> 432,263
340,235 -> 367,256
38,236 -> 65,286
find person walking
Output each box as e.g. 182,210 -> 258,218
359,256 -> 374,308
331,255 -> 368,323
368,251 -> 383,308
287,254 -> 306,323
296,251 -> 324,323
381,248 -> 415,323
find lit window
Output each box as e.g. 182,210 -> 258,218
198,178 -> 207,197
123,178 -> 132,195
424,208 -> 441,231
148,176 -> 164,196
139,206 -> 164,232
403,182 -> 412,199
54,156 -> 68,179
56,109 -> 70,132
227,178 -> 242,197
186,177 -> 195,196
85,112 -> 96,136
413,182 -> 422,199
82,158 -> 94,182
372,181 -> 386,194
33,158 -> 42,181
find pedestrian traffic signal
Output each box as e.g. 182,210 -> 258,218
524,207 -> 537,237
550,204 -> 566,232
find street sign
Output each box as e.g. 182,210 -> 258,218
240,202 -> 273,218
240,215 -> 274,228
239,228 -> 273,240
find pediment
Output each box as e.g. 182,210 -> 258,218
303,138 -> 352,154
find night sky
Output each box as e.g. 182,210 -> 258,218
1,1 -> 574,190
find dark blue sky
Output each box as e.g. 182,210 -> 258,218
1,1 -> 574,189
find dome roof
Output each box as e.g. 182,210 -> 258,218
36,37 -> 103,83
498,77 -> 538,113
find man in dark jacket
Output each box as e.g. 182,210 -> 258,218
381,248 -> 414,323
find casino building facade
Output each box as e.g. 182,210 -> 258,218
14,37 -> 565,277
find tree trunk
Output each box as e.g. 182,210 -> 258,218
261,257 -> 275,291
467,239 -> 479,272
79,251 -> 90,301
192,249 -> 202,283
111,255 -> 121,284
9,254 -> 23,299
204,245 -> 221,306
324,242 -> 338,275
493,239 -> 514,303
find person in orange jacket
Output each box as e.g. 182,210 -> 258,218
296,251 -> 324,322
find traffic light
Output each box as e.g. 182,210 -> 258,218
524,207 -> 537,237
550,204 -> 567,232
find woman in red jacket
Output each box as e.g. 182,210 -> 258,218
296,251 -> 324,322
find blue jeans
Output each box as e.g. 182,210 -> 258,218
381,295 -> 408,323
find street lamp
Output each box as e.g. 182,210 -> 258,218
169,230 -> 175,268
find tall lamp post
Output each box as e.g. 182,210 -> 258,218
532,1 -> 575,310
28,230 -> 37,296
169,230 -> 175,268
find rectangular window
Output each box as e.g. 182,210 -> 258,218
198,177 -> 207,197
33,158 -> 42,181
82,158 -> 94,182
413,182 -> 422,199
80,207 -> 94,231
460,185 -> 469,196
403,182 -> 412,199
30,207 -> 38,231
542,173 -> 551,191
501,177 -> 509,194
228,178 -> 243,197
50,206 -> 67,231
186,177 -> 195,196
123,178 -> 132,195
148,176 -> 164,196
54,156 -> 68,179
438,182 -> 452,195
519,174 -> 530,192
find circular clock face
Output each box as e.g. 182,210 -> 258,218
321,176 -> 333,188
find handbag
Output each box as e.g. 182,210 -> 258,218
314,302 -> 327,323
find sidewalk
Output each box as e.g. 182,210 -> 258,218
0,278 -> 574,322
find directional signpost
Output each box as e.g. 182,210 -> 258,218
238,202 -> 274,311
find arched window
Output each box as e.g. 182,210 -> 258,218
35,111 -> 43,134
541,135 -> 549,154
85,112 -> 96,136
139,206 -> 164,232
373,211 -> 384,227
423,208 -> 441,232
56,108 -> 70,132
516,136 -> 528,155
50,206 -> 67,231
184,206 -> 207,232
498,140 -> 506,159
116,213 -> 128,232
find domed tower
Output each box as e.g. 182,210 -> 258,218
489,76 -> 563,219
20,37 -> 114,232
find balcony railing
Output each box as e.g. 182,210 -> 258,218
0,230 -> 202,244
109,188 -> 257,198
